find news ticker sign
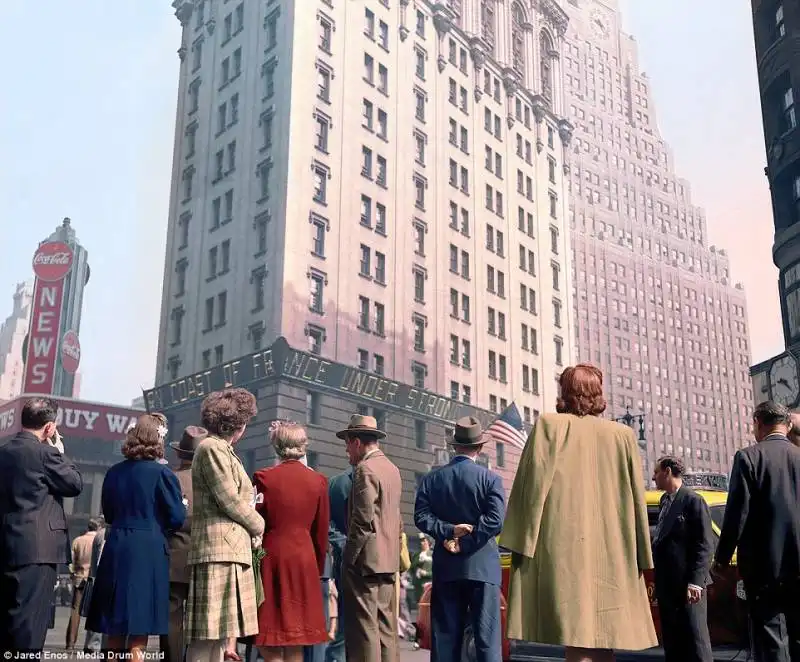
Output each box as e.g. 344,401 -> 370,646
0,396 -> 145,443
22,241 -> 79,394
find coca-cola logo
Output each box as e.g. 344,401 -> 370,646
32,241 -> 73,282
60,330 -> 81,374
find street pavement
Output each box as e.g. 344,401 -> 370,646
44,606 -> 749,661
44,606 -> 430,660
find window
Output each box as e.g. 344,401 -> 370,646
783,84 -> 797,133
415,48 -> 426,79
450,335 -> 459,364
413,315 -> 425,351
416,10 -> 425,37
232,48 -> 242,78
548,157 -> 557,183
263,62 -> 276,99
550,226 -> 559,254
462,339 -> 471,369
462,385 -> 471,404
375,252 -> 386,283
188,79 -> 201,114
208,246 -> 218,278
260,111 -> 273,150
415,131 -> 426,165
374,302 -> 385,335
360,244 -> 371,276
378,64 -> 388,93
315,114 -> 330,152
414,222 -> 425,255
360,195 -> 372,227
488,351 -> 497,379
374,354 -> 385,375
414,175 -> 426,209
498,312 -> 506,339
182,167 -> 194,201
220,240 -> 230,273
414,268 -> 426,303
461,294 -> 470,322
415,420 -> 426,450
364,53 -> 375,83
319,17 -> 332,52
415,89 -> 426,121
496,442 -> 506,468
257,161 -> 272,201
313,164 -> 328,203
554,336 -> 563,366
499,355 -> 507,382
377,109 -> 388,139
203,297 -> 214,331
358,349 -> 369,369
362,146 -> 373,177
363,99 -> 374,129
191,40 -> 203,72
175,260 -> 188,297
255,213 -> 268,255
306,392 -> 321,426
450,381 -> 459,400
461,251 -> 470,279
552,263 -> 560,290
214,345 -> 224,365
309,271 -> 325,313
358,296 -> 370,329
412,362 -> 426,387
216,291 -> 227,326
376,156 -> 387,186
365,8 -> 375,38
317,65 -> 331,102
553,299 -> 562,328
171,307 -> 184,345
775,4 -> 786,41
376,203 -> 387,234
312,216 -> 326,256
252,268 -> 267,311
307,326 -> 324,354
549,192 -> 558,218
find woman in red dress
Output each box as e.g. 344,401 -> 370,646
253,421 -> 330,662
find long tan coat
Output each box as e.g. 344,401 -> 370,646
185,436 -> 265,642
500,414 -> 657,651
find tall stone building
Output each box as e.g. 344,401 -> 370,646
562,0 -> 754,477
0,281 -> 33,402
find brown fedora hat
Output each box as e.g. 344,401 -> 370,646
449,416 -> 486,447
169,426 -> 209,457
336,414 -> 387,440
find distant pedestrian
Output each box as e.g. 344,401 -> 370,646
338,414 -> 402,662
414,416 -> 506,662
501,364 -> 657,662
0,397 -> 83,653
86,413 -> 186,661
410,535 -> 432,605
651,456 -> 714,662
325,467 -> 352,662
715,401 -> 800,662
82,517 -> 107,652
160,426 -> 208,662
66,519 -> 100,649
184,389 -> 265,662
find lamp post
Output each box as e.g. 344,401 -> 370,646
614,406 -> 647,449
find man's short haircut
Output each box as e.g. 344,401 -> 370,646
88,518 -> 102,532
349,431 -> 381,445
20,398 -> 59,431
656,455 -> 686,478
753,401 -> 791,428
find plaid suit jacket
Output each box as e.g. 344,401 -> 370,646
187,436 -> 264,566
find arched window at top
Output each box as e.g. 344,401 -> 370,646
481,0 -> 496,53
511,3 -> 526,78
540,31 -> 554,102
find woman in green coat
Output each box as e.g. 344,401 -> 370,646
410,534 -> 433,603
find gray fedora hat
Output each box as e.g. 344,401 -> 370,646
449,416 -> 486,447
336,414 -> 387,440
169,425 -> 209,457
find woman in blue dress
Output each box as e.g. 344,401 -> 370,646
86,413 -> 185,659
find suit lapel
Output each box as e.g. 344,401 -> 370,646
658,486 -> 686,542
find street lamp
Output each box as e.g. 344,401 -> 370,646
614,406 -> 647,448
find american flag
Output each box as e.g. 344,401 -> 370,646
486,403 -> 527,449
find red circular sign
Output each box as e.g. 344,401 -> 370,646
32,241 -> 74,282
61,330 -> 81,374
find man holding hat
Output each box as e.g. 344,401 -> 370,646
337,414 -> 402,662
160,425 -> 208,662
413,416 -> 506,662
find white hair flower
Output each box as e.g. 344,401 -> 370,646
157,424 -> 168,440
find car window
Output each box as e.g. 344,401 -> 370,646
647,506 -> 659,541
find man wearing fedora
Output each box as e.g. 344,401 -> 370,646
413,416 -> 506,662
160,425 -> 208,662
337,414 -> 402,662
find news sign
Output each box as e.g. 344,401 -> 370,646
22,241 -> 74,394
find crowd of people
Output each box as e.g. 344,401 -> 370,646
0,362 -> 799,662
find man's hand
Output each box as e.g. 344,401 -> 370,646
443,539 -> 460,553
453,524 -> 473,538
251,536 -> 262,549
50,430 -> 65,455
687,585 -> 702,604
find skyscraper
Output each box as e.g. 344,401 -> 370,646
156,0 -> 575,427
0,281 -> 33,402
562,0 -> 754,477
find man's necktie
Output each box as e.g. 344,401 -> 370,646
654,493 -> 671,543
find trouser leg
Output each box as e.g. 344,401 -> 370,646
430,581 -> 468,662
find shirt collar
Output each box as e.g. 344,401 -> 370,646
454,454 -> 476,462
363,448 -> 380,461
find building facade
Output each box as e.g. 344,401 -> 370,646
0,281 -> 33,402
156,0 -> 575,428
749,1 -> 800,409
562,0 -> 754,477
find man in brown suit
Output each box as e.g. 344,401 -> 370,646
337,414 -> 402,662
66,519 -> 99,649
160,426 -> 208,662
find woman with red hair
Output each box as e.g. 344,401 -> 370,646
500,364 -> 657,662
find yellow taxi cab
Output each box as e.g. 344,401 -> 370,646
644,487 -> 748,648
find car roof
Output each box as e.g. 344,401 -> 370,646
645,488 -> 728,507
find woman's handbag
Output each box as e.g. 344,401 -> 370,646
79,577 -> 94,618
252,548 -> 266,607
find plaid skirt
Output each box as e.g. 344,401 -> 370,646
185,562 -> 259,642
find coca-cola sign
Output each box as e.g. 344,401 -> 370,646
32,241 -> 73,282
61,330 -> 81,374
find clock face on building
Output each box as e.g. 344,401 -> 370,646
590,9 -> 610,40
769,354 -> 800,407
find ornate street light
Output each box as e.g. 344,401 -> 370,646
614,406 -> 646,448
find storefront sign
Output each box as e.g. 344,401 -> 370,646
0,396 -> 144,442
144,337 -> 467,423
683,472 -> 728,491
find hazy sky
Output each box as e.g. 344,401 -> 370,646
0,0 -> 784,406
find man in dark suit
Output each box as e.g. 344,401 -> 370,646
0,397 -> 83,652
715,400 -> 800,661
414,416 -> 506,662
325,467 -> 352,662
338,414 -> 402,662
160,425 -> 207,662
651,455 -> 714,662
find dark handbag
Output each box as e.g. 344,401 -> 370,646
79,577 -> 95,618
